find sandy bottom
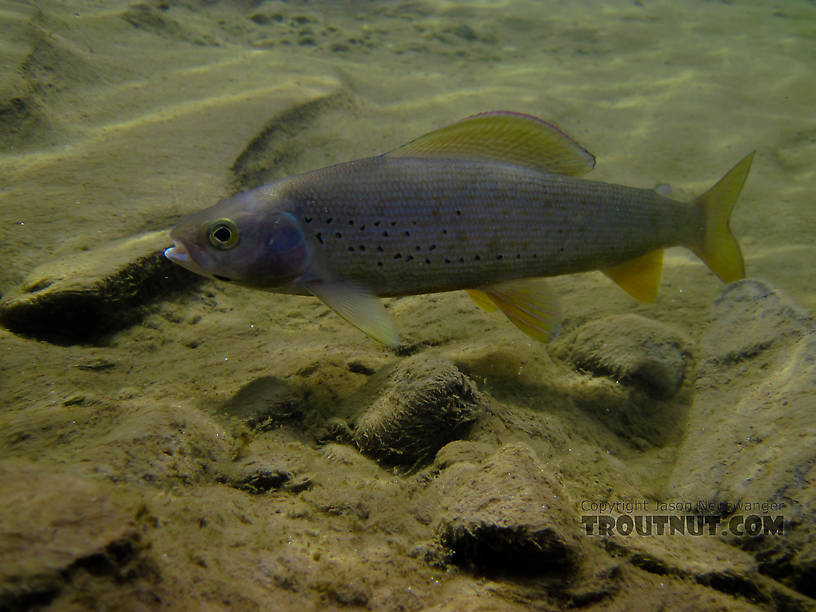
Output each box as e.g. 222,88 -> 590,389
1,1 -> 815,610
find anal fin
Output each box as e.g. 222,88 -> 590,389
475,279 -> 562,342
602,249 -> 664,302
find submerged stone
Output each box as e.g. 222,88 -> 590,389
669,280 -> 816,599
219,375 -> 310,431
551,313 -> 691,399
351,354 -> 482,465
0,230 -> 196,344
436,444 -> 581,575
0,462 -> 142,610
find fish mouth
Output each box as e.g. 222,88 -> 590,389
164,241 -> 190,266
164,240 -> 209,277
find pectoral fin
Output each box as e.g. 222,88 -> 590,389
602,249 -> 664,302
305,280 -> 399,347
476,279 -> 562,342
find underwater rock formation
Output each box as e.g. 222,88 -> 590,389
0,231 -> 194,344
351,354 -> 483,465
668,279 -> 816,598
0,462 -> 146,610
436,443 -> 581,574
551,313 -> 691,399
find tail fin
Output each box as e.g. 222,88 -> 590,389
691,152 -> 755,283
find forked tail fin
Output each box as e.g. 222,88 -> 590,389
691,152 -> 755,283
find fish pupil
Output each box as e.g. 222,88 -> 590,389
213,226 -> 231,243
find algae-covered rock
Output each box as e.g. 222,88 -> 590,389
0,462 -> 143,610
0,230 -> 196,344
698,279 -> 813,364
436,444 -> 581,574
219,375 -> 310,431
551,313 -> 691,399
668,280 -> 816,598
433,440 -> 493,470
351,355 -> 483,465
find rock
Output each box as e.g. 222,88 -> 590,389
229,90 -> 353,192
433,440 -> 493,470
79,401 -> 236,487
0,230 -> 196,344
436,444 -> 581,574
219,376 -> 309,431
0,462 -> 142,610
351,355 -> 483,465
698,279 -> 813,364
668,280 -> 816,599
551,313 -> 691,399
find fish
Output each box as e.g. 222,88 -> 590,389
164,111 -> 754,347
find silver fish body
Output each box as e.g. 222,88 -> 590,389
260,155 -> 691,296
166,111 -> 753,345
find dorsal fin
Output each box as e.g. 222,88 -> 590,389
602,250 -> 664,302
387,111 -> 596,177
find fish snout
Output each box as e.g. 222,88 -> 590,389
164,240 -> 211,278
164,241 -> 189,265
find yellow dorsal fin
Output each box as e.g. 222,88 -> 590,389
466,289 -> 498,312
477,279 -> 562,342
602,249 -> 664,302
387,111 -> 596,177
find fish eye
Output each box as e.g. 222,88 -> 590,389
207,218 -> 239,250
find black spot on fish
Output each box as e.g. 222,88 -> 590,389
415,245 -> 421,251
383,231 -> 389,237
442,229 -> 448,235
360,245 -> 366,251
326,217 -> 333,224
316,232 -> 324,244
377,245 -> 384,252
304,216 -> 312,223
459,257 -> 464,263
377,261 -> 383,267
425,258 -> 431,264
348,246 -> 355,252
404,231 -> 410,237
533,253 -> 537,258
359,224 -> 366,231
390,221 -> 397,226
374,221 -> 381,227
444,258 -> 451,264
349,219 -> 354,225
394,253 -> 402,259
335,232 -> 342,238
516,254 -> 521,259
455,210 -> 462,216
474,254 -> 480,261
412,220 -> 417,225
406,255 -> 414,262
429,244 -> 436,251
497,254 -> 503,260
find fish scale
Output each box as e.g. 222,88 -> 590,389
280,155 -> 691,297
